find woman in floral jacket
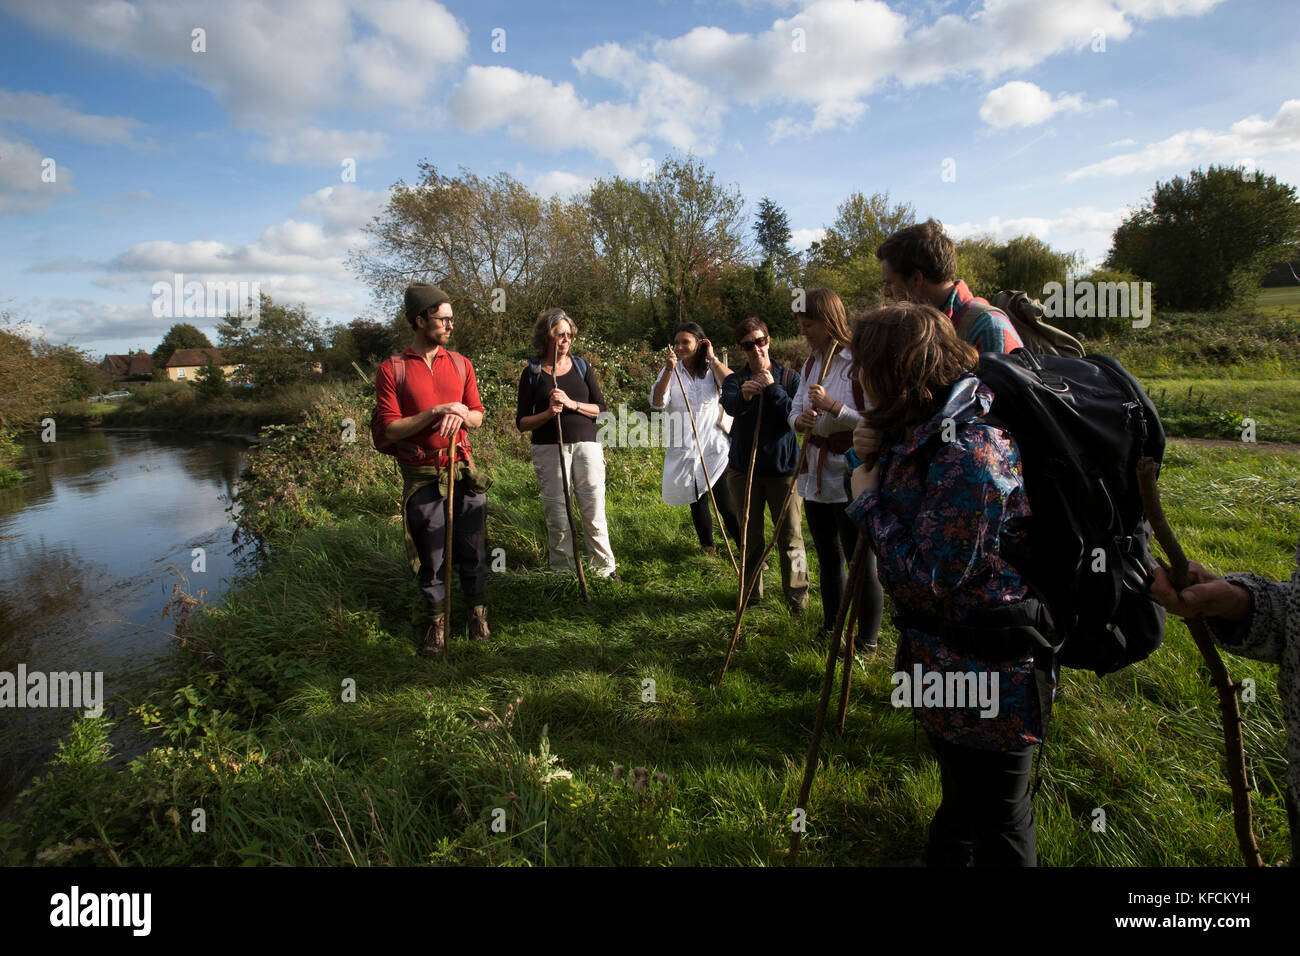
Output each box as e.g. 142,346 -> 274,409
844,300 -> 1052,867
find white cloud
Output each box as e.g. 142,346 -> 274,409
0,89 -> 152,148
0,0 -> 467,154
791,227 -> 826,248
250,128 -> 391,166
534,170 -> 592,199
574,43 -> 727,154
447,65 -> 650,177
1067,98 -> 1300,179
946,205 -> 1132,261
0,136 -> 74,216
979,81 -> 1114,128
476,0 -> 1224,166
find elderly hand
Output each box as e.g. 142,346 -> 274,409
741,378 -> 763,400
1151,562 -> 1252,622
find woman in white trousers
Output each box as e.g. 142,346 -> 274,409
515,309 -> 618,579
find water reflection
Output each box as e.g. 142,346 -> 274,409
0,429 -> 248,782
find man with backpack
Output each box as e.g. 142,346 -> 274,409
373,282 -> 490,657
876,219 -> 1024,353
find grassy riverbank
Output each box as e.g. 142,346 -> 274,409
5,336 -> 1297,865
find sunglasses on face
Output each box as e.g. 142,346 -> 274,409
554,331 -> 574,340
740,335 -> 770,351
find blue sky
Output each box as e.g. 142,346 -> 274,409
1,0 -> 1297,357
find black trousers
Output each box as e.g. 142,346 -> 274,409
924,735 -> 1038,867
406,482 -> 487,609
804,495 -> 883,644
689,471 -> 743,549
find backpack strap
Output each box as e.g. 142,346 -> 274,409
388,353 -> 408,399
781,365 -> 796,394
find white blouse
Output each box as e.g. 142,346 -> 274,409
787,346 -> 867,503
651,365 -> 732,506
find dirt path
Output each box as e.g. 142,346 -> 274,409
1171,436 -> 1300,454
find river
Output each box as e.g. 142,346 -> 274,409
0,429 -> 249,806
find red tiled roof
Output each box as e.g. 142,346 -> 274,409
165,348 -> 228,367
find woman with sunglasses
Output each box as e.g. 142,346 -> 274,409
650,322 -> 742,557
719,316 -> 810,615
515,308 -> 619,579
788,288 -> 884,652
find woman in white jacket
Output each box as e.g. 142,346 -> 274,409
650,322 -> 742,557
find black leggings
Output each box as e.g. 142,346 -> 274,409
689,471 -> 743,548
804,496 -> 884,644
923,735 -> 1038,867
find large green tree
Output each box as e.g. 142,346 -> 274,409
216,293 -> 324,389
152,322 -> 213,368
754,196 -> 793,274
807,191 -> 916,306
1107,165 -> 1300,310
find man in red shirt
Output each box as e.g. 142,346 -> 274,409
876,219 -> 1024,354
374,283 -> 489,657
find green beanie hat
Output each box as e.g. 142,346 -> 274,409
404,282 -> 450,321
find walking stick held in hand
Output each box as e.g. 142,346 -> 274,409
671,354 -> 739,576
719,342 -> 838,684
443,432 -> 457,663
735,390 -> 764,623
788,536 -> 869,866
1137,457 -> 1263,867
552,349 -> 591,604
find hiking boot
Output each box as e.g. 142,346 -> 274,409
702,546 -> 718,558
468,604 -> 491,644
419,614 -> 447,658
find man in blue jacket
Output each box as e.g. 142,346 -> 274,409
720,316 -> 809,616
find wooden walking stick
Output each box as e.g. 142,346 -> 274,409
735,391 -> 765,622
552,355 -> 591,604
1137,457 -> 1264,867
835,541 -> 869,735
671,361 -> 739,575
719,343 -> 839,684
443,432 -> 457,663
788,537 -> 869,866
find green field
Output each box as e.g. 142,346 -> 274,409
1256,285 -> 1300,316
6,375 -> 1295,866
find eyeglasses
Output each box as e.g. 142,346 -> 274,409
740,335 -> 770,351
554,332 -> 574,340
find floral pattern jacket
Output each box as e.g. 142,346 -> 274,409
847,376 -> 1051,751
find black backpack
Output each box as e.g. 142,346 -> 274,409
971,349 -> 1167,676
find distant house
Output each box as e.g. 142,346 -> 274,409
99,350 -> 153,380
163,348 -> 239,382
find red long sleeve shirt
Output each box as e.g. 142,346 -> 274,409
374,347 -> 484,466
